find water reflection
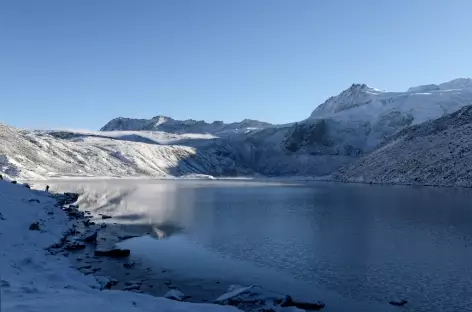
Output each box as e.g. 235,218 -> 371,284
31,179 -> 472,312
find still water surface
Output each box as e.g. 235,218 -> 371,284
36,179 -> 472,312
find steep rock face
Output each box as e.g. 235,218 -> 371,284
333,105 -> 472,187
100,116 -> 271,135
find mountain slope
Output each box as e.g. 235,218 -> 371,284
0,123 -> 252,180
333,105 -> 472,187
240,78 -> 472,175
100,116 -> 272,134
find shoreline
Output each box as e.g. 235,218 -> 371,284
0,180 -> 241,312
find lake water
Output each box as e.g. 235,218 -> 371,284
34,179 -> 472,312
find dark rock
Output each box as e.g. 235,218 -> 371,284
118,235 -> 139,240
123,284 -> 140,291
64,241 -> 86,250
123,260 -> 135,268
100,223 -> 107,228
29,222 -> 40,231
81,230 -> 98,243
101,214 -> 112,219
23,183 -> 31,189
96,276 -> 118,290
214,285 -> 320,311
94,249 -> 130,258
11,180 -> 17,184
0,212 -> 4,220
291,300 -> 326,310
389,300 -> 408,307
78,265 -> 92,270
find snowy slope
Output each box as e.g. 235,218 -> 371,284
333,104 -> 472,187
0,123 -> 252,180
0,180 -> 241,312
100,116 -> 272,135
2,78 -> 472,179
229,78 -> 472,176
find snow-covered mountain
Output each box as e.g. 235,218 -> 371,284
333,104 -> 472,187
100,116 -> 272,135
233,78 -> 472,175
2,78 -> 472,180
0,123 -> 253,180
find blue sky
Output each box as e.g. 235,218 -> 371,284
1,0 -> 472,130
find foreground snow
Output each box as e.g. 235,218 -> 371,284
0,180 -> 239,312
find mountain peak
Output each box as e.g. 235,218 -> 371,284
311,83 -> 381,116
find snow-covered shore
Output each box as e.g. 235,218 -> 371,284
0,179 -> 239,312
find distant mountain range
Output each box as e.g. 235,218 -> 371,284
100,116 -> 272,135
2,78 -> 472,187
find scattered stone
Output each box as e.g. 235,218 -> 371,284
389,300 -> 408,307
80,230 -> 98,243
123,260 -> 135,268
0,212 -> 4,220
78,265 -> 92,270
47,211 -> 54,215
164,289 -> 185,301
291,300 -> 326,310
101,214 -> 112,219
1,279 -> 10,287
214,285 -> 324,311
123,284 -> 140,291
100,223 -> 107,228
29,222 -> 40,231
80,268 -> 94,275
76,258 -> 83,261
63,241 -> 86,250
94,249 -> 130,258
118,235 -> 139,240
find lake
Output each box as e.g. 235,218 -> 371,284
33,179 -> 472,312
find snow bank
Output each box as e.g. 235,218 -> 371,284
0,180 -> 238,312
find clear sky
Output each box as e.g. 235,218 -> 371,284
1,0 -> 472,130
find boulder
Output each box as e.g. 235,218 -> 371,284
95,276 -> 118,290
214,285 -> 325,311
11,180 -> 17,184
23,183 -> 31,189
64,241 -> 86,250
123,283 -> 140,291
28,199 -> 40,203
164,289 -> 186,301
123,260 -> 135,268
389,300 -> 408,307
94,248 -> 130,258
101,214 -> 112,219
80,230 -> 98,243
29,222 -> 40,231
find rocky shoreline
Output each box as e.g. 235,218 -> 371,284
45,189 -> 326,311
